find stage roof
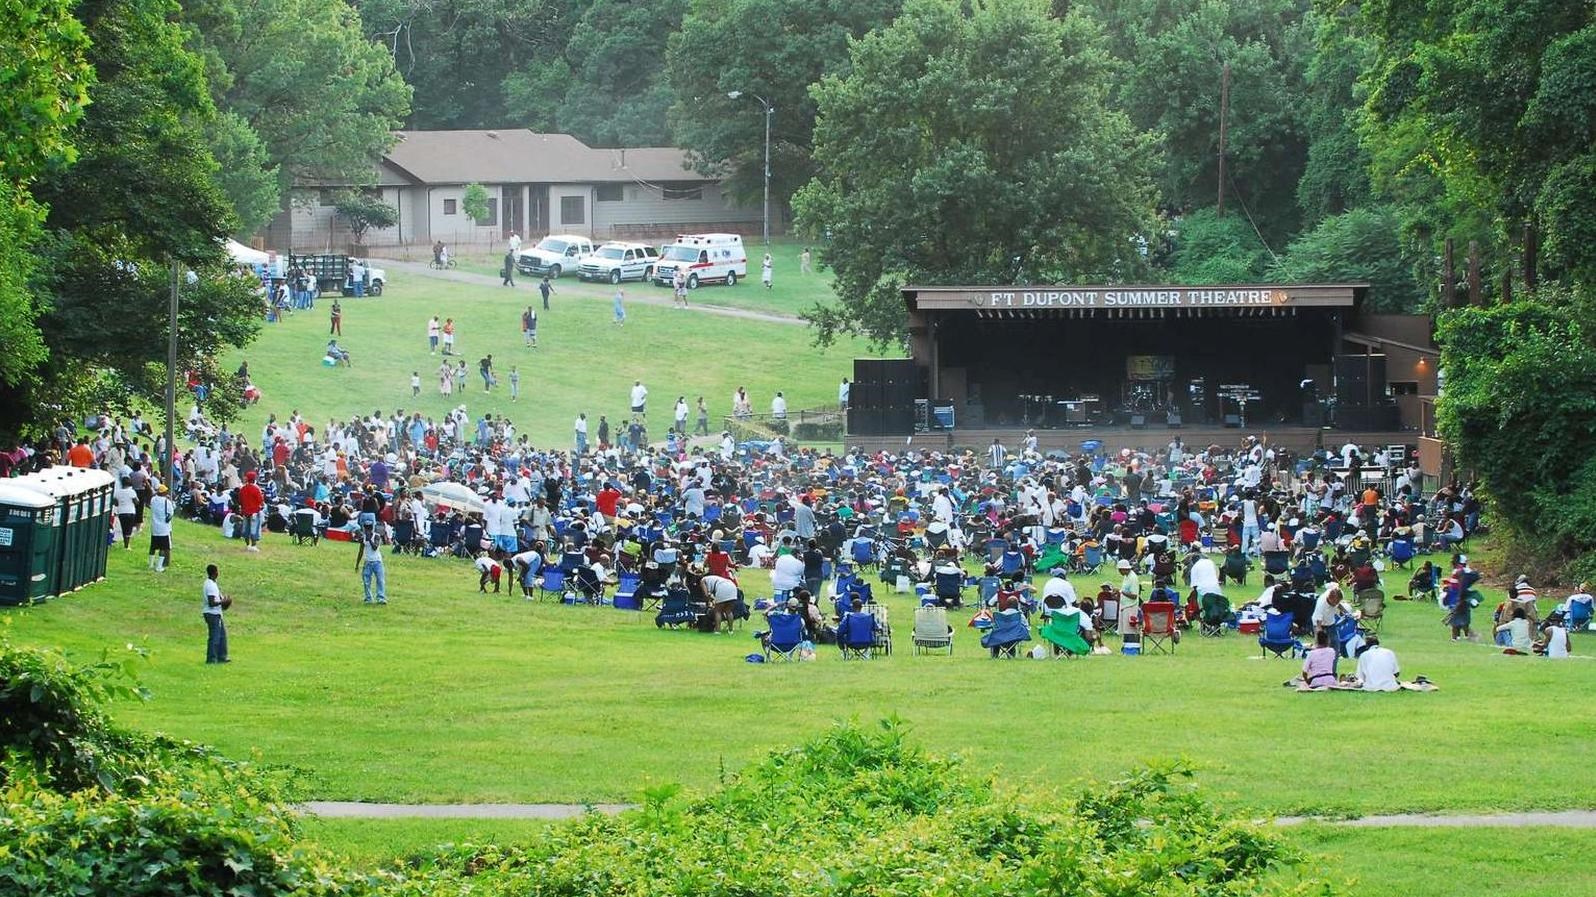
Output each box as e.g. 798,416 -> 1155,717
902,283 -> 1367,312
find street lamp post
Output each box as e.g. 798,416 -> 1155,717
727,90 -> 773,245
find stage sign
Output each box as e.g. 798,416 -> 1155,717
1126,355 -> 1175,380
903,283 -> 1362,310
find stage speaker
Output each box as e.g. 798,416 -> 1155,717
1336,403 -> 1400,431
1223,414 -> 1242,428
1166,411 -> 1182,428
1335,353 -> 1387,407
1130,414 -> 1146,429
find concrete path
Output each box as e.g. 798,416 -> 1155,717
374,258 -> 804,326
301,800 -> 1596,827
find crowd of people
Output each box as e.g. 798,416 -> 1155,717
6,410 -> 1589,673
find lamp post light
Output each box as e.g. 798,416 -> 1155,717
727,90 -> 773,246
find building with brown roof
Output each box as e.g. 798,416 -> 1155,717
266,130 -> 758,251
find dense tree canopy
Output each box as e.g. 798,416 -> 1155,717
794,0 -> 1157,346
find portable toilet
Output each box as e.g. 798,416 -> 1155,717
0,484 -> 60,605
14,466 -> 114,594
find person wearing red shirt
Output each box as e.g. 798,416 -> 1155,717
595,483 -> 623,522
238,471 -> 265,552
706,535 -> 735,579
67,437 -> 94,467
271,436 -> 290,468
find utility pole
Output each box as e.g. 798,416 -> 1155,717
164,260 -> 178,486
1217,62 -> 1231,214
762,102 -> 773,246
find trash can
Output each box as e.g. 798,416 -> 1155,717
0,484 -> 60,605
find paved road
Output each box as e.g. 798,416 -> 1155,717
374,259 -> 804,326
301,800 -> 1596,827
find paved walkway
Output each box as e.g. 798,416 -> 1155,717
374,259 -> 804,326
301,800 -> 1596,827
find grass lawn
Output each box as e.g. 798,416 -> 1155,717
234,266 -> 862,448
10,522 -> 1595,819
1279,826 -> 1596,897
297,817 -> 550,868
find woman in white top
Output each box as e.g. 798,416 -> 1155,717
113,477 -> 139,548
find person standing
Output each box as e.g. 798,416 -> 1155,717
695,397 -> 709,436
329,299 -> 342,336
672,267 -> 688,308
479,354 -> 495,392
202,564 -> 229,664
539,275 -> 554,310
441,317 -> 455,355
674,397 -> 689,435
574,413 -> 589,454
525,307 -> 538,347
800,247 -> 812,275
509,366 -> 520,402
761,252 -> 773,289
238,471 -> 264,552
427,315 -> 440,354
612,286 -> 626,326
113,476 -> 138,549
349,259 -> 366,298
630,380 -> 648,420
521,306 -> 536,348
411,371 -> 421,397
838,377 -> 850,411
501,250 -> 516,287
147,483 -> 175,572
356,521 -> 387,604
507,231 -> 522,254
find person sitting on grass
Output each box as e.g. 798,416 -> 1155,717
1496,607 -> 1533,655
1352,635 -> 1401,691
1300,629 -> 1338,689
1536,612 -> 1572,658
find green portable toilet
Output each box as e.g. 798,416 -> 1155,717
0,484 -> 60,605
14,466 -> 114,594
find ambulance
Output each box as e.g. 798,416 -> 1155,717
651,233 -> 747,289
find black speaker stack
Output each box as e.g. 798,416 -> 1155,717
848,359 -> 921,435
1333,353 -> 1398,431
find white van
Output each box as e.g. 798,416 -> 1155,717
651,233 -> 747,288
577,241 -> 660,283
516,234 -> 594,278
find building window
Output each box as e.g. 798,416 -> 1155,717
317,189 -> 339,206
595,184 -> 624,202
561,195 -> 585,225
662,183 -> 703,201
1390,381 -> 1419,396
477,198 -> 498,227
443,199 -> 457,215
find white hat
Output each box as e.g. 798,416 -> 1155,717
1117,559 -> 1132,571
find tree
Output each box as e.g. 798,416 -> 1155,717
334,191 -> 398,245
1072,0 -> 1313,244
184,0 -> 411,227
1165,208 -> 1272,285
461,183 -> 490,224
1268,206 -> 1425,312
1358,0 -> 1596,290
666,0 -> 902,208
0,0 -> 92,399
793,0 -> 1157,346
551,0 -> 686,146
2,0 -> 262,437
1296,6 -> 1375,222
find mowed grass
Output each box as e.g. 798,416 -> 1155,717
10,521 -> 1596,818
232,266 -> 862,448
296,817 -> 550,868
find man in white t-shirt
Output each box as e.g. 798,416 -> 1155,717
1354,636 -> 1401,691
771,551 -> 805,593
203,563 -> 229,663
630,380 -> 648,418
1041,569 -> 1079,608
147,484 -> 176,571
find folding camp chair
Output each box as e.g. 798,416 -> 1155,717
612,572 -> 642,610
1333,612 -> 1364,658
1198,592 -> 1231,637
537,567 -> 567,601
1097,594 -> 1121,632
290,510 -> 319,546
762,612 -> 805,661
1040,608 -> 1091,657
985,538 -> 1009,565
428,519 -> 456,556
1079,545 -> 1104,575
838,611 -> 878,659
1356,588 -> 1385,634
933,568 -> 965,607
1259,610 -> 1302,658
912,605 -> 953,655
1388,539 -> 1416,569
1567,597 -> 1594,632
1000,548 -> 1025,577
654,588 -> 701,629
1262,550 -> 1291,576
1138,601 -> 1177,654
850,537 -> 877,570
980,609 -> 1031,658
866,602 -> 892,655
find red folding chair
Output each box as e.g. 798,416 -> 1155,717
1139,601 -> 1177,654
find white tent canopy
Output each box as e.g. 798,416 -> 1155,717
421,481 -> 487,516
224,239 -> 285,276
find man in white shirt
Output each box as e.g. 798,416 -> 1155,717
1311,585 -> 1348,633
838,378 -> 850,408
574,413 -> 589,454
203,564 -> 229,663
1189,550 -> 1221,597
629,380 -> 648,418
147,484 -> 176,571
771,550 -> 804,591
1354,636 -> 1401,691
770,392 -> 787,420
931,486 -> 955,526
1041,568 -> 1078,608
507,231 -> 521,254
674,398 -> 689,433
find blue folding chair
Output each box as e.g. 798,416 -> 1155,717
1000,549 -> 1025,577
763,612 -> 805,661
837,612 -> 879,659
537,567 -> 566,601
613,572 -> 642,611
1389,538 -> 1416,568
980,609 -> 1031,658
934,568 -> 964,606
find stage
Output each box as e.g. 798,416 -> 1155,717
843,424 -> 1420,457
